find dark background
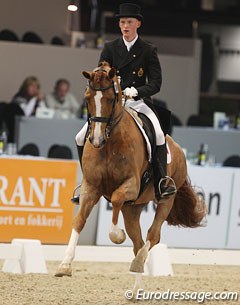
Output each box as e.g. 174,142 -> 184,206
80,0 -> 240,37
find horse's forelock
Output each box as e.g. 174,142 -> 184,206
92,62 -> 115,84
94,70 -> 104,83
98,61 -> 111,69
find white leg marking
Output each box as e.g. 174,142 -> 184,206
93,91 -> 103,146
110,223 -> 121,235
62,229 -> 80,265
133,273 -> 143,297
144,240 -> 151,252
109,223 -> 126,244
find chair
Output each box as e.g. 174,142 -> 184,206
223,155 -> 240,167
0,29 -> 19,41
47,145 -> 73,159
0,102 -> 24,143
22,32 -> 43,44
18,143 -> 40,156
152,99 -> 167,109
187,114 -> 213,127
50,36 -> 65,46
171,114 -> 182,126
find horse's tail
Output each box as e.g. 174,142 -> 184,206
166,176 -> 207,228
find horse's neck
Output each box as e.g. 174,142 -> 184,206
114,94 -> 123,117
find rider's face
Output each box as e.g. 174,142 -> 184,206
119,17 -> 141,42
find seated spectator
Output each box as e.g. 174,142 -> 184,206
45,79 -> 80,119
0,76 -> 45,142
11,76 -> 46,116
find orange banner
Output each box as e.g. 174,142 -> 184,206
0,157 -> 78,244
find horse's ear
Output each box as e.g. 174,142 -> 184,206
108,67 -> 116,80
82,71 -> 91,79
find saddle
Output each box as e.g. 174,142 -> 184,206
146,98 -> 172,136
125,102 -> 171,204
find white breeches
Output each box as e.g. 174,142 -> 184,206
75,98 -> 165,146
126,98 -> 165,145
75,122 -> 88,146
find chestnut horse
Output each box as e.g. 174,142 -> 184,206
55,62 -> 206,293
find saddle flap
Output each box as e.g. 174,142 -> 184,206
125,107 -> 155,161
137,113 -> 156,157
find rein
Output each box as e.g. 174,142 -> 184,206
87,73 -> 123,138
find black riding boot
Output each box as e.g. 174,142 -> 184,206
71,145 -> 84,204
154,144 -> 176,201
77,144 -> 84,167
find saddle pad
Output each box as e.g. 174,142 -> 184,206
126,108 -> 171,164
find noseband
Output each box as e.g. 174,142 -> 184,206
87,69 -> 123,138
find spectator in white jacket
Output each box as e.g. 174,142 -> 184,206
46,79 -> 80,119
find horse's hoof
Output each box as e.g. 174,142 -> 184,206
129,257 -> 144,273
55,264 -> 72,277
130,241 -> 150,273
109,229 -> 126,244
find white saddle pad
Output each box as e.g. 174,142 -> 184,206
126,108 -> 171,164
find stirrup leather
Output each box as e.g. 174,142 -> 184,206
158,176 -> 176,198
71,184 -> 81,204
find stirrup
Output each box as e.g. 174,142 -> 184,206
158,176 -> 176,198
71,184 -> 81,205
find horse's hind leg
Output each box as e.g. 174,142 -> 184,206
146,196 -> 175,249
129,196 -> 175,275
55,182 -> 100,277
122,204 -> 150,273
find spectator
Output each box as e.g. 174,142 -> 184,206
11,76 -> 45,116
0,76 -> 45,142
45,79 -> 80,119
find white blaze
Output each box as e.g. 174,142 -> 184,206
93,91 -> 103,144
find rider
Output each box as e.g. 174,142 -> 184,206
75,3 -> 176,200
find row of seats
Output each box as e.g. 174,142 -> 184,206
0,29 -> 65,45
17,143 -> 240,167
152,99 -> 213,128
223,155 -> 240,167
18,143 -> 73,159
171,114 -> 213,127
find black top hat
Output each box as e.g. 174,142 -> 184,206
116,3 -> 143,21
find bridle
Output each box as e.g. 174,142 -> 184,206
86,68 -> 123,138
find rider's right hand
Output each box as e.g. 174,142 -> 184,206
123,87 -> 138,98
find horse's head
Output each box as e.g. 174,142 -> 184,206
82,62 -> 122,148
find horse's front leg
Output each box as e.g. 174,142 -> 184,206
109,177 -> 139,245
55,181 -> 100,277
121,204 -> 145,297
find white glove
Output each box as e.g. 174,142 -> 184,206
123,86 -> 138,98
